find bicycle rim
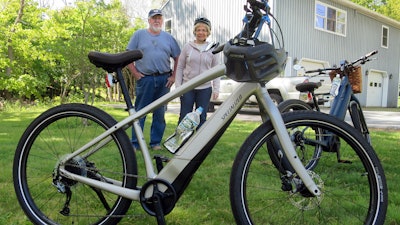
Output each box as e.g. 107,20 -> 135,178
230,111 -> 387,225
13,104 -> 137,225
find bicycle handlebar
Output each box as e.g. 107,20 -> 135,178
305,50 -> 378,74
365,50 -> 378,58
237,0 -> 270,40
214,0 -> 272,52
212,43 -> 225,54
248,0 -> 269,11
353,50 -> 378,65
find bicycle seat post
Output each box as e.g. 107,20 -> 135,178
115,67 -> 135,113
310,89 -> 320,111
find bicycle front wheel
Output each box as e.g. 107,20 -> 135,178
230,110 -> 387,225
13,103 -> 137,225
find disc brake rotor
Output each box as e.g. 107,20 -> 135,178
289,170 -> 324,210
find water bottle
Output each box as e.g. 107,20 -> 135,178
163,107 -> 203,153
330,74 -> 341,97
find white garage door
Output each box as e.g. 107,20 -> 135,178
366,71 -> 383,107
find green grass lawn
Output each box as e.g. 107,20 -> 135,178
1,103 -> 399,224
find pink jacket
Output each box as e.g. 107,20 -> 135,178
175,41 -> 220,93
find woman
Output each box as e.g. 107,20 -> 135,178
175,17 -> 220,127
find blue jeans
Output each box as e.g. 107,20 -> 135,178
132,74 -> 169,148
179,87 -> 212,128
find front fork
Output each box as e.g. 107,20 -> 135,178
256,84 -> 321,197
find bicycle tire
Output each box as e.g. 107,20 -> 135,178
13,103 -> 137,225
269,93 -> 283,105
230,110 -> 387,225
277,99 -> 313,112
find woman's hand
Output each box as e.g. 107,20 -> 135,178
166,76 -> 175,88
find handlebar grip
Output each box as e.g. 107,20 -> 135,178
305,69 -> 326,74
212,43 -> 224,54
305,69 -> 321,74
305,68 -> 337,74
365,50 -> 378,58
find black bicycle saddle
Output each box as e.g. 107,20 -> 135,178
88,50 -> 143,73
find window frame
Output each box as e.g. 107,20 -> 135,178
315,1 -> 347,37
381,25 -> 389,48
164,18 -> 172,34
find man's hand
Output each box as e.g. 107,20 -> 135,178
133,72 -> 144,80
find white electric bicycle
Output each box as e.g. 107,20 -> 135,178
13,0 -> 387,224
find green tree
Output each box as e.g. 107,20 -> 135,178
0,0 -> 52,99
351,0 -> 400,21
39,0 -> 138,104
0,0 -> 144,103
379,0 -> 400,21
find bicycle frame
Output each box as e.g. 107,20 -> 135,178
328,73 -> 370,143
296,58 -> 371,143
58,63 -> 321,202
330,76 -> 355,118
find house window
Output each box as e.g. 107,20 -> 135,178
164,19 -> 172,34
381,25 -> 389,48
315,1 -> 347,36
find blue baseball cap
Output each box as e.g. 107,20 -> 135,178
148,9 -> 163,18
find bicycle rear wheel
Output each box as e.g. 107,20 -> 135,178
13,103 -> 137,225
230,111 -> 387,225
277,98 -> 313,112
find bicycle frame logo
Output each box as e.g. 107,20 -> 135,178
221,94 -> 243,120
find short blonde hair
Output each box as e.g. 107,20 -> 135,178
193,23 -> 211,36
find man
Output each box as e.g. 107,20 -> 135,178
126,9 -> 181,150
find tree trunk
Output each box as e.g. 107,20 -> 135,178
7,0 -> 25,76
